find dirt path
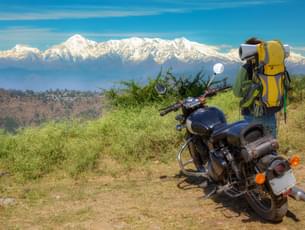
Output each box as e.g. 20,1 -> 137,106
1,162 -> 305,229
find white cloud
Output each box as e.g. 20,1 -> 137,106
0,28 -> 68,49
291,47 -> 305,52
153,0 -> 286,9
0,27 -> 184,50
290,47 -> 305,56
0,0 -> 287,21
80,31 -> 181,38
0,7 -> 183,21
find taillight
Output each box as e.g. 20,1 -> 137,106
282,188 -> 292,197
273,163 -> 286,176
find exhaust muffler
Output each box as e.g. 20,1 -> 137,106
289,186 -> 305,201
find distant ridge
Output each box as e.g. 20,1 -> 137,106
1,34 -> 304,67
0,35 -> 304,90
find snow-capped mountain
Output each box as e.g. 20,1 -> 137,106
0,35 -> 236,64
0,34 -> 304,90
0,44 -> 42,61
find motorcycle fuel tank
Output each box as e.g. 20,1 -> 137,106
186,107 -> 227,136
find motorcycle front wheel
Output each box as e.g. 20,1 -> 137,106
245,186 -> 288,222
187,135 -> 209,171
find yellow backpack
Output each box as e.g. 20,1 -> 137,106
255,40 -> 289,110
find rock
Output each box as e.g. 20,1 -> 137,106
0,171 -> 9,177
0,197 -> 16,206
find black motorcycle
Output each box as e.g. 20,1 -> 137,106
156,63 -> 305,222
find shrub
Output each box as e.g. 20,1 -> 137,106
105,69 -> 227,107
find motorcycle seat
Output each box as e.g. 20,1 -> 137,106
211,120 -> 249,146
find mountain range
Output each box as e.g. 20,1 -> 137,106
1,35 -> 304,91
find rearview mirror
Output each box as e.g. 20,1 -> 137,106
155,83 -> 167,95
213,63 -> 224,75
207,63 -> 225,87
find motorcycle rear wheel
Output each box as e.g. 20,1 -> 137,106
245,186 -> 288,222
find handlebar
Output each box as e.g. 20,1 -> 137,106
204,85 -> 231,97
159,103 -> 181,116
159,85 -> 231,116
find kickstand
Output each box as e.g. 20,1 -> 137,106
202,185 -> 217,200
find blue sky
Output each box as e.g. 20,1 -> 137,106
0,0 -> 304,54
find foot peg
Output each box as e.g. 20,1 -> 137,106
202,185 -> 217,200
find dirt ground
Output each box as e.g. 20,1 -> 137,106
0,161 -> 304,230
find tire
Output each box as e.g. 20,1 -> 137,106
188,135 -> 209,171
245,188 -> 288,222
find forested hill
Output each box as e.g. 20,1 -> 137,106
0,89 -> 102,132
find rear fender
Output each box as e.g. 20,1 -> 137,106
256,155 -> 289,174
256,154 -> 295,196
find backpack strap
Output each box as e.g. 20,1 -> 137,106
243,62 -> 253,80
283,69 -> 291,124
263,42 -> 270,64
284,69 -> 291,88
283,90 -> 287,124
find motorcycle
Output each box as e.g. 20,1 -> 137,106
156,63 -> 305,222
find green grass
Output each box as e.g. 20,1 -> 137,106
0,90 -> 235,181
0,104 -> 182,180
0,74 -> 304,229
208,90 -> 240,122
289,75 -> 305,102
0,88 -> 303,181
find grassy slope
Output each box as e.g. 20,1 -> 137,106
0,90 -> 240,181
0,91 -> 304,228
0,90 -> 304,180
0,104 -> 181,180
